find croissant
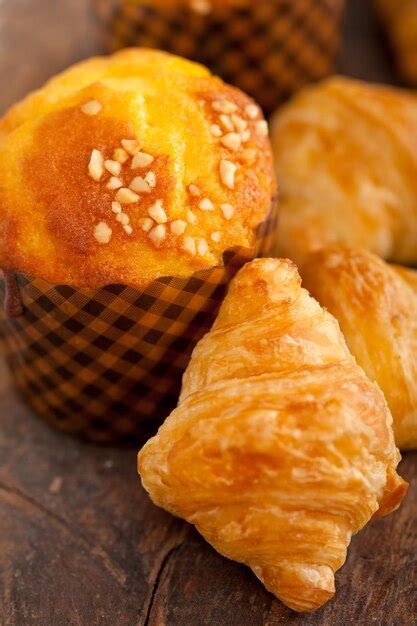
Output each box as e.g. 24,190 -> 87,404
303,247 -> 417,451
270,76 -> 417,267
138,257 -> 407,612
374,0 -> 417,84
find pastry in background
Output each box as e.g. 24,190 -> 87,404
0,48 -> 277,443
374,0 -> 417,84
270,77 -> 417,267
94,0 -> 345,114
303,247 -> 417,450
138,257 -> 407,613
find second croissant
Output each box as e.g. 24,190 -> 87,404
303,247 -> 417,450
271,77 -> 417,267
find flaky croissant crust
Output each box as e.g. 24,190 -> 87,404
138,258 -> 406,612
271,76 -> 417,267
303,247 -> 417,450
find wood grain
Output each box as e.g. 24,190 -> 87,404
0,0 -> 416,624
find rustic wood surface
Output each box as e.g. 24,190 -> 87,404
0,1 -> 416,624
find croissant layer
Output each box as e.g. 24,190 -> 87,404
303,247 -> 417,450
138,258 -> 406,612
271,77 -> 417,266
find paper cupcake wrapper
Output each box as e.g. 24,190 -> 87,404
94,0 -> 345,114
0,203 -> 277,444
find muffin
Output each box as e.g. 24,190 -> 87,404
0,48 -> 277,443
94,0 -> 345,114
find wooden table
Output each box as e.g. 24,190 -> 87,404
0,1 -> 416,624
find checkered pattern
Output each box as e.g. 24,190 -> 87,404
95,0 -> 344,114
0,203 -> 277,444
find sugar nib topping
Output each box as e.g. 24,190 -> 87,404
85,102 -> 251,253
81,100 -> 102,116
94,221 -> 112,244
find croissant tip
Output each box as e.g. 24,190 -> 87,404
375,473 -> 409,518
284,589 -> 335,614
261,564 -> 336,613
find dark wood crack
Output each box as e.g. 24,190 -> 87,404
142,539 -> 187,626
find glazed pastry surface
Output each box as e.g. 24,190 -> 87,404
271,76 -> 417,267
303,247 -> 417,450
138,257 -> 407,612
0,48 -> 275,288
375,0 -> 417,83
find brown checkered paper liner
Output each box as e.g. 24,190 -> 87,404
94,0 -> 345,114
0,203 -> 276,444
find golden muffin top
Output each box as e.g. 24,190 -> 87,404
0,48 -> 275,288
